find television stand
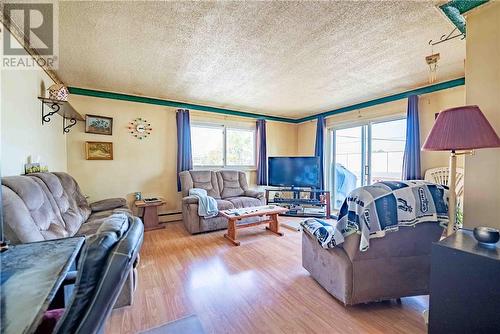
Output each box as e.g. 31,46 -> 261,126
265,188 -> 331,219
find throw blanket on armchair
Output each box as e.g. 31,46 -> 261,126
301,180 -> 449,251
189,188 -> 219,218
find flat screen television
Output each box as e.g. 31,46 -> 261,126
268,157 -> 321,188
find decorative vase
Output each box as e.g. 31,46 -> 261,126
473,227 -> 500,245
48,84 -> 69,101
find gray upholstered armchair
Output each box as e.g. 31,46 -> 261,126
302,222 -> 443,305
179,170 -> 265,234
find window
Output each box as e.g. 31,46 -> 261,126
191,125 -> 224,166
191,123 -> 256,167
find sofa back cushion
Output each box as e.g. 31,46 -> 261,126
1,176 -> 69,243
342,222 -> 444,261
54,172 -> 92,220
217,170 -> 248,199
179,170 -> 221,199
29,172 -> 90,236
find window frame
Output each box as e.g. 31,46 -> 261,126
191,122 -> 257,170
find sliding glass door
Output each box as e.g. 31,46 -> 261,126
330,117 -> 406,209
370,119 -> 407,183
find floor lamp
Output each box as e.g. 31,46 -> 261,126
422,105 -> 500,236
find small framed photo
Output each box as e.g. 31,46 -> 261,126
85,114 -> 113,135
85,141 -> 113,160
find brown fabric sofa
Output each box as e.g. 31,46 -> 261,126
1,172 -> 141,307
179,170 -> 265,234
302,222 -> 444,305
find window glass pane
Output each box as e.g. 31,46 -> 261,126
333,126 -> 363,209
226,128 -> 255,166
370,118 -> 407,183
192,125 -> 224,166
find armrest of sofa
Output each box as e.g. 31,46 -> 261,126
182,196 -> 199,205
244,190 -> 264,199
90,198 -> 127,212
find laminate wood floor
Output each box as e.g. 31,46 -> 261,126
106,219 -> 428,334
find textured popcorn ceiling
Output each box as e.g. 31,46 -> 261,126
56,1 -> 465,118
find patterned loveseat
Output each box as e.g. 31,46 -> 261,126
179,170 -> 265,234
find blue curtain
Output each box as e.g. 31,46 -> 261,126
402,95 -> 421,180
256,119 -> 268,185
176,109 -> 193,191
314,116 -> 326,190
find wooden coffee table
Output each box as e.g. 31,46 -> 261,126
219,205 -> 289,246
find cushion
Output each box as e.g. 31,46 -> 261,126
53,172 -> 91,221
180,171 -> 221,199
217,171 -> 247,198
215,199 -> 235,210
90,198 -> 127,212
80,208 -> 133,236
1,176 -> 68,242
1,186 -> 45,244
29,173 -> 85,236
225,196 -> 262,209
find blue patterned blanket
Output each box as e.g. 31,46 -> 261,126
301,180 -> 449,251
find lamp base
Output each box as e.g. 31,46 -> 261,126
447,151 -> 457,236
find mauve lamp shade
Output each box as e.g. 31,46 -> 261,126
422,105 -> 500,151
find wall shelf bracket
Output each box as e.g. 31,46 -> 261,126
39,97 -> 84,134
63,117 -> 78,134
41,101 -> 60,124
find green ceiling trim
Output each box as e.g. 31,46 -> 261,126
69,77 -> 465,124
67,87 -> 295,123
439,0 -> 489,34
295,77 -> 465,123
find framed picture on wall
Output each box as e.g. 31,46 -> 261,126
85,114 -> 113,135
85,141 -> 113,160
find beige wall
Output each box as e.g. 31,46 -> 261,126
1,27 -> 66,176
297,121 -> 316,156
296,86 -> 465,173
66,95 -> 298,214
463,2 -> 500,229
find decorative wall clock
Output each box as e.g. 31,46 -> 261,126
128,118 -> 152,140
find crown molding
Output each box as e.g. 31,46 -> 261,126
69,77 -> 465,124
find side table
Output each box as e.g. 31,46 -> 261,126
134,198 -> 166,231
428,229 -> 500,333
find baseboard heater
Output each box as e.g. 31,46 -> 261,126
158,211 -> 182,223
